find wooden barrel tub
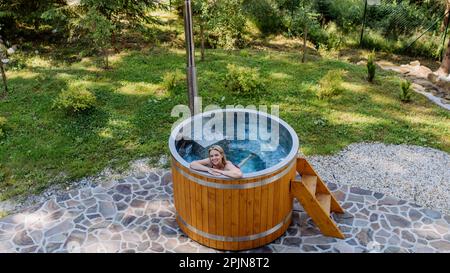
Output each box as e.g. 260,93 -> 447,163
169,109 -> 299,250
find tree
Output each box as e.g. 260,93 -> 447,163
80,9 -> 114,69
208,0 -> 247,49
73,0 -> 162,50
0,0 -> 70,43
438,0 -> 450,75
290,1 -> 318,62
191,0 -> 214,61
0,36 -> 7,98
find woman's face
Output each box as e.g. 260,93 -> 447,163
209,149 -> 222,166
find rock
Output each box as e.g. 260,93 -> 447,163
174,244 -> 197,253
44,219 -> 74,237
378,196 -> 399,206
282,237 -> 302,247
430,240 -> 450,251
13,231 -> 34,246
122,215 -> 136,226
116,184 -> 131,195
147,225 -> 160,240
410,61 -> 420,66
350,187 -> 372,196
408,209 -> 422,221
98,201 -> 116,218
357,61 -> 367,66
150,242 -> 164,252
355,228 -> 373,246
161,173 -> 172,186
415,229 -> 441,240
421,209 -> 441,220
161,226 -> 177,237
428,72 -> 439,84
401,230 -> 416,243
385,214 -> 411,228
130,199 -> 146,209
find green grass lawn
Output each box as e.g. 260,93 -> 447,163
0,47 -> 449,200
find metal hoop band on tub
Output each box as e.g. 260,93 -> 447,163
176,211 -> 292,242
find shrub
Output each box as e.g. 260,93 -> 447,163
399,80 -> 413,102
161,69 -> 185,92
53,85 -> 96,114
224,64 -> 265,94
0,116 -> 6,138
242,0 -> 283,35
367,50 -> 376,83
317,69 -> 346,100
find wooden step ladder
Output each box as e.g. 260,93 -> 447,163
291,157 -> 345,239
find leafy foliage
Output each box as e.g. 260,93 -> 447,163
0,116 -> 6,138
53,84 -> 97,114
78,8 -> 114,68
317,69 -> 346,99
162,69 -> 186,92
367,50 -> 376,82
399,80 -> 413,102
243,0 -> 284,35
225,64 -> 265,94
208,0 -> 247,49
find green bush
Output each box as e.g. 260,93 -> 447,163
242,0 -> 283,35
317,69 -> 346,100
53,85 -> 96,114
367,50 -> 376,83
399,80 -> 413,102
0,116 -> 6,138
161,69 -> 185,92
224,64 -> 265,94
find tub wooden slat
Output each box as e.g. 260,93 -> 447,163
243,187 -> 254,250
230,179 -> 240,250
238,183 -> 247,250
272,176 -> 281,229
216,181 -> 224,250
189,173 -> 198,242
195,175 -> 203,245
252,181 -> 262,249
207,177 -> 216,249
259,180 -> 269,247
201,178 -> 209,247
223,181 -> 232,250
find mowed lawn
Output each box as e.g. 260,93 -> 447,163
0,48 -> 449,199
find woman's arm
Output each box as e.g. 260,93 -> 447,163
189,158 -> 211,172
214,161 -> 243,179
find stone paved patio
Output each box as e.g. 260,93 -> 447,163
1,169 -> 449,253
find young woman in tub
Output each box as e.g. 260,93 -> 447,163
190,145 -> 243,178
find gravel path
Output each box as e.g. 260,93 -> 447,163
307,143 -> 450,216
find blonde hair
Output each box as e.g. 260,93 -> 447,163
208,145 -> 227,167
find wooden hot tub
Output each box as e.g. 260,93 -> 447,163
169,109 -> 299,250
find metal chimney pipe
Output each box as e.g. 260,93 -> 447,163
183,0 -> 199,115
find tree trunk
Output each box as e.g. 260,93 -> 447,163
0,62 -> 7,98
200,22 -> 205,61
104,47 -> 109,69
302,24 -> 308,63
441,0 -> 450,32
0,35 -> 7,98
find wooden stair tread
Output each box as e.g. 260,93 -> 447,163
302,175 -> 317,195
315,193 -> 331,217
